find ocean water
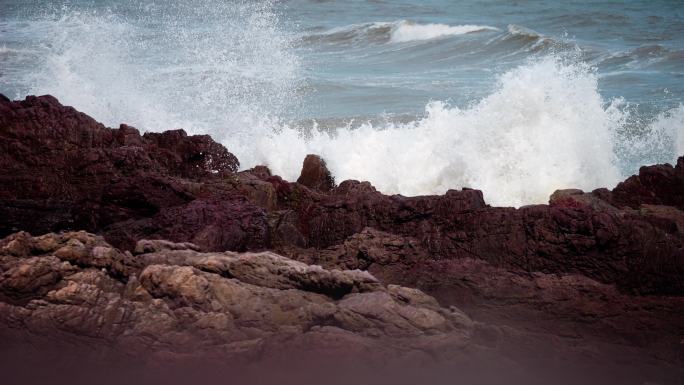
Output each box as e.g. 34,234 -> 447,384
1,0 -> 683,206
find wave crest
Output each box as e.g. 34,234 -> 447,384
299,20 -> 497,46
389,21 -> 498,43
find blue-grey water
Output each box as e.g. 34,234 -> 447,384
1,0 -> 683,206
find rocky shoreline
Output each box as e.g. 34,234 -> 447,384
1,94 -> 683,384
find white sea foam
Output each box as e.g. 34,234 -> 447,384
390,21 -> 498,43
244,57 -> 682,207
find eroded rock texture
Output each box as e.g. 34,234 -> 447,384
0,232 -> 477,362
1,94 -> 684,384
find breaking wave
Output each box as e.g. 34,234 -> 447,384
247,57 -> 684,207
5,2 -> 683,207
390,21 -> 498,43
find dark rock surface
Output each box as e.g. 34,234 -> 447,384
1,94 -> 684,384
610,157 -> 684,210
0,95 -> 255,251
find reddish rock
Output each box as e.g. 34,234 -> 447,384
104,197 -> 269,252
611,158 -> 684,210
297,154 -> 335,192
142,129 -> 239,178
2,231 -> 682,384
0,95 -> 246,249
273,182 -> 684,295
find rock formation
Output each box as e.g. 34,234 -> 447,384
1,94 -> 684,384
0,232 -> 475,358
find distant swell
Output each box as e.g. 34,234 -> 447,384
390,21 -> 498,42
598,44 -> 684,70
298,20 -> 578,59
299,20 -> 498,46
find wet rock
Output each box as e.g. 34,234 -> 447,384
297,154 -> 335,192
2,93 -> 684,296
549,188 -> 619,212
104,198 -> 269,252
638,204 -> 684,234
6,95 -> 682,296
142,129 -> 239,177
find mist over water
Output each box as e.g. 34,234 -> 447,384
1,0 -> 683,206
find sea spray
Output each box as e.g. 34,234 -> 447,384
247,56 -> 682,207
18,0 -> 301,143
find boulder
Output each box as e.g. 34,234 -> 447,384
297,154 -> 335,192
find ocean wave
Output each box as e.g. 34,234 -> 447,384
298,20 -> 577,62
389,21 -> 498,43
506,24 -> 542,40
297,22 -> 392,46
598,44 -> 684,70
298,20 -> 498,46
498,24 -> 566,53
244,56 -> 683,207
